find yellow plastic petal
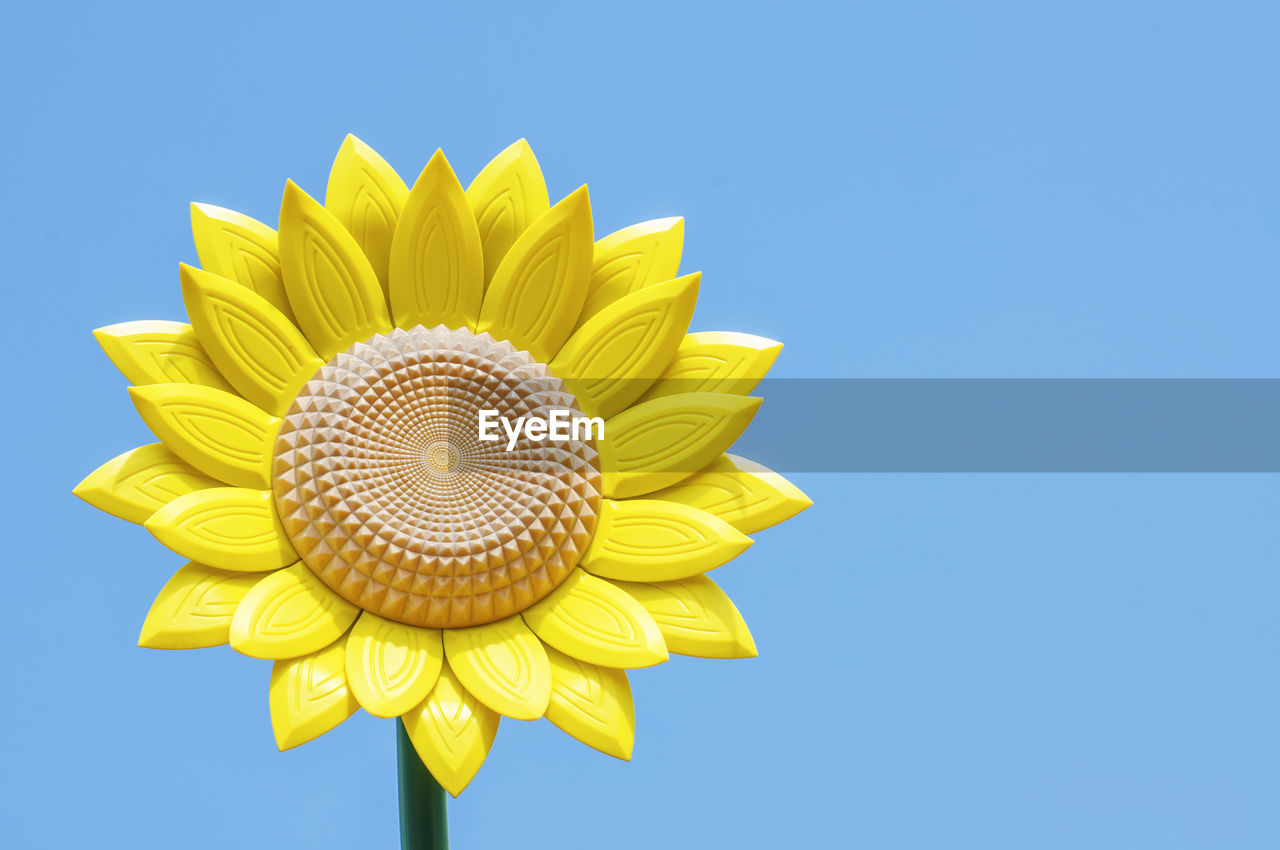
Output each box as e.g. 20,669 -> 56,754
544,645 -> 634,760
129,383 -> 279,489
641,332 -> 782,400
611,576 -> 757,659
442,617 -> 550,720
94,320 -> 231,391
599,392 -> 761,498
278,180 -> 391,358
580,217 -> 684,322
230,563 -> 359,659
403,663 -> 500,797
388,149 -> 483,331
475,186 -> 593,362
522,569 -> 667,669
550,273 -> 699,419
138,562 -> 269,649
580,498 -> 751,582
324,134 -> 409,293
145,487 -> 296,571
180,263 -> 323,416
344,612 -> 443,718
465,139 -> 550,286
74,443 -> 218,524
269,637 -> 359,750
190,203 -> 295,320
648,453 -> 812,534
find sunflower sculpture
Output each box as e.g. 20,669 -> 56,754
75,137 -> 811,810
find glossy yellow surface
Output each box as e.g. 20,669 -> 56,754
598,392 -> 762,498
179,263 -> 322,416
74,443 -> 217,524
551,272 -> 699,419
403,663 -> 500,796
180,262 -> 325,414
650,453 -> 813,534
611,575 -> 757,659
476,186 -> 593,362
278,180 -> 391,359
580,217 -> 684,322
229,564 -> 360,659
465,139 -> 549,286
95,320 -> 231,391
523,568 -> 668,669
324,134 -> 408,293
641,331 -> 782,400
139,562 -> 268,649
80,137 -> 812,792
544,645 -> 635,760
389,149 -> 483,331
269,637 -> 360,750
345,613 -> 444,718
443,617 -> 551,721
190,203 -> 294,320
129,383 -> 279,489
580,498 -> 752,581
145,487 -> 297,571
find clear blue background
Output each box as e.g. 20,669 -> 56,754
3,1 -> 1277,847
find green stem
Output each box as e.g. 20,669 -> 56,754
397,718 -> 449,850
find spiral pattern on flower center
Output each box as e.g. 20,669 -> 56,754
272,325 -> 602,628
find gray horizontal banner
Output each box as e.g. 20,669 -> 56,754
718,379 -> 1280,472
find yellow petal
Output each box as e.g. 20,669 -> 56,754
475,186 -> 593,361
544,645 -> 634,760
610,576 -> 757,659
579,498 -> 751,582
648,453 -> 812,534
522,569 -> 667,669
180,263 -> 323,416
190,203 -> 295,321
550,273 -> 700,419
74,443 -> 218,524
324,134 -> 409,293
129,383 -> 279,489
580,217 -> 684,323
230,563 -> 359,659
138,561 -> 270,649
465,139 -> 550,287
278,180 -> 391,358
269,637 -> 359,750
442,616 -> 550,720
344,612 -> 443,718
640,332 -> 782,400
402,663 -> 500,797
388,149 -> 483,331
599,392 -> 761,498
94,320 -> 232,391
145,487 -> 297,571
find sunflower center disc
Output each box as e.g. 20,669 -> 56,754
272,325 -> 602,629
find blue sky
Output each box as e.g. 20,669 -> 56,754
3,1 -> 1277,847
